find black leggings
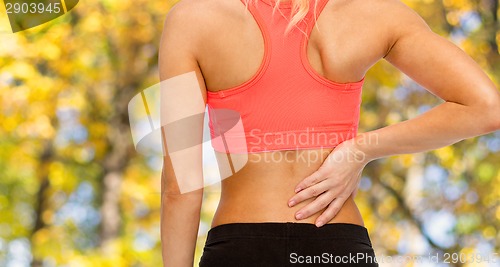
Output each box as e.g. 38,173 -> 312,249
199,222 -> 379,266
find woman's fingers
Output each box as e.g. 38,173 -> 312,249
292,190 -> 335,220
288,178 -> 331,207
315,196 -> 346,227
294,168 -> 328,193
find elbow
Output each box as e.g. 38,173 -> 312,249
161,193 -> 203,221
486,116 -> 500,134
162,190 -> 204,209
479,94 -> 500,133
489,112 -> 500,133
162,189 -> 203,208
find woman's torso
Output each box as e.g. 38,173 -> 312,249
188,0 -> 392,227
211,149 -> 365,227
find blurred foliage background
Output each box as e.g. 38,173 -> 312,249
0,0 -> 499,266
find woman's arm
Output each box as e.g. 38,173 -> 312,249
289,0 -> 500,227
159,2 -> 207,266
354,0 -> 500,160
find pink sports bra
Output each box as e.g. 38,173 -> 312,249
207,0 -> 365,153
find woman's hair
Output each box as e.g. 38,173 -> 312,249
243,0 -> 320,37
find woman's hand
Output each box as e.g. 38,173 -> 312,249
287,138 -> 371,227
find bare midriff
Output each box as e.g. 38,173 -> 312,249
210,148 -> 364,228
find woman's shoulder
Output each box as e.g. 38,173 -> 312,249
163,0 -> 240,50
337,0 -> 428,28
330,0 -> 431,55
168,0 -> 241,20
166,0 -> 244,35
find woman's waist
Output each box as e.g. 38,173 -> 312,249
211,190 -> 364,228
211,148 -> 363,228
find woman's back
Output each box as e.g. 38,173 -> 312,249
194,0 -> 386,91
162,0 -> 391,230
180,0 -> 394,227
160,1 -> 500,266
